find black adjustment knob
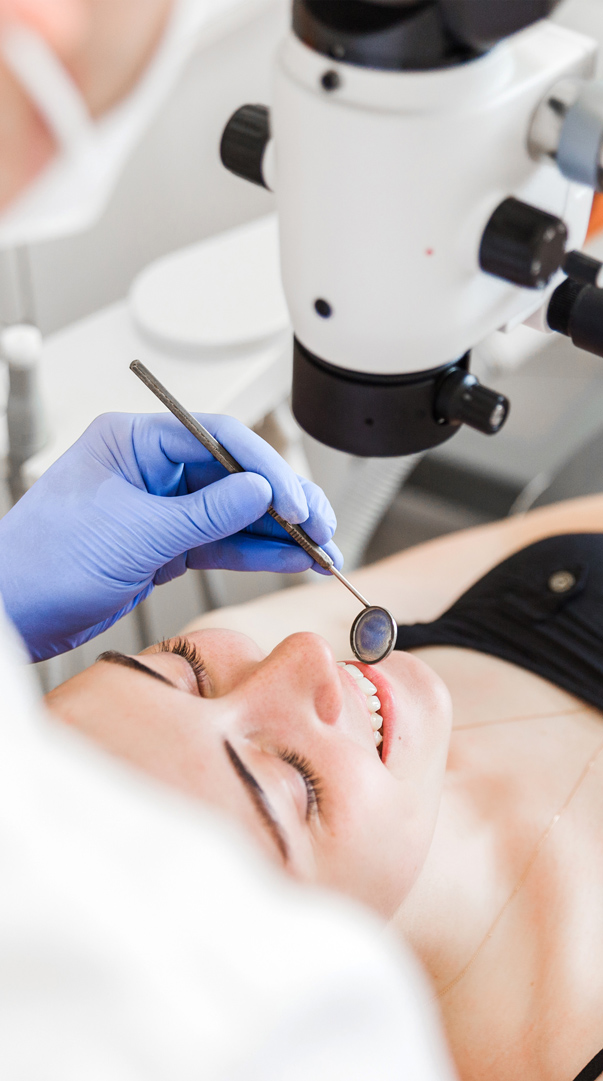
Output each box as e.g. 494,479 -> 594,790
435,369 -> 510,435
220,104 -> 271,189
479,197 -> 568,289
548,277 -> 603,359
563,250 -> 603,289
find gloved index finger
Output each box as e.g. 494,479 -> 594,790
199,414 -> 312,524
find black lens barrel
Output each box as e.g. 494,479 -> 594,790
292,0 -> 561,72
548,278 -> 603,358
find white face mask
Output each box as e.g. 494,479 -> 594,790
0,0 -> 268,249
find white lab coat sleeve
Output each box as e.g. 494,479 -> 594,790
0,595 -> 456,1081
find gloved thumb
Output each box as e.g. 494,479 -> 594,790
143,471 -> 274,561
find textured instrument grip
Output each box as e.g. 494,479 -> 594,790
267,508 -> 334,570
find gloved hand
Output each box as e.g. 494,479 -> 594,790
0,412 -> 342,661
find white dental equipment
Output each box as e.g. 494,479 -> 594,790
221,0 -> 603,459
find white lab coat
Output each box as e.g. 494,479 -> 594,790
0,597 -> 455,1080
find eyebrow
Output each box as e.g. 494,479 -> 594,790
224,740 -> 290,863
97,650 -> 177,687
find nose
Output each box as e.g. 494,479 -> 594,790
249,632 -> 343,727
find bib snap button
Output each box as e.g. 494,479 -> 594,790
548,570 -> 576,594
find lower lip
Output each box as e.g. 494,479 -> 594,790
356,664 -> 396,764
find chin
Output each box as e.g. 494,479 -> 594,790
382,649 -> 451,748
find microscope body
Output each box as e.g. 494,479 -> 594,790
221,1 -> 603,457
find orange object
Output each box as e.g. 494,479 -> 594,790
587,192 -> 603,241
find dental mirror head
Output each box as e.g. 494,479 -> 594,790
350,606 -> 397,665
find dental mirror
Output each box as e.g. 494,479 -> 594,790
350,605 -> 397,665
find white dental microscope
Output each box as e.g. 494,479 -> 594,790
221,0 -> 603,457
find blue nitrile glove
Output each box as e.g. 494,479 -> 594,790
0,412 -> 342,661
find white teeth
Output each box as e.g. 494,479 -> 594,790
339,662 -> 384,747
358,676 -> 377,695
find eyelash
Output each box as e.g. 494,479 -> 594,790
278,749 -> 323,818
159,636 -> 209,695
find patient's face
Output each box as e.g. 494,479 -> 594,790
47,630 -> 452,917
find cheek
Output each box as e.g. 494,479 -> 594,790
315,762 -> 434,918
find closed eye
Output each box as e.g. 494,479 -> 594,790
278,749 -> 323,819
157,636 -> 210,696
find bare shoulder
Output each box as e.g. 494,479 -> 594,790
353,492 -> 603,623
184,495 -> 603,654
